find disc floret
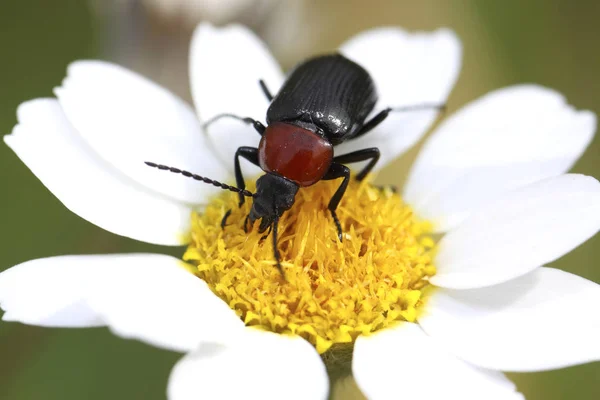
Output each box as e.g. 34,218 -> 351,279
184,178 -> 436,353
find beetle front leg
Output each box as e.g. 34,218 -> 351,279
322,163 -> 351,242
272,210 -> 284,276
333,148 -> 380,181
233,147 -> 259,205
221,146 -> 260,229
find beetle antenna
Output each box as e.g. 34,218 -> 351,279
202,114 -> 266,135
203,113 -> 254,128
144,161 -> 254,197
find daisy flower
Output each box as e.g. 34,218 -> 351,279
2,23 -> 600,400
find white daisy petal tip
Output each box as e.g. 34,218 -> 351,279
6,98 -> 194,246
432,173 -> 600,289
190,21 -> 283,175
405,84 -> 597,232
341,26 -> 463,89
168,329 -> 329,400
192,21 -> 257,43
0,254 -> 245,352
353,322 -> 524,400
54,58 -> 227,206
336,25 -> 462,170
0,255 -> 104,328
420,267 -> 600,372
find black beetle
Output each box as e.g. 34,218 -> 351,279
146,53 -> 443,273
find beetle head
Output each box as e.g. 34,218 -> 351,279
249,173 -> 299,232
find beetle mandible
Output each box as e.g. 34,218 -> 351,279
147,53 -> 443,273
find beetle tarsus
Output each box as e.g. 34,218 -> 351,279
259,224 -> 273,242
322,163 -> 350,242
221,209 -> 232,229
243,215 -> 251,233
330,210 -> 343,242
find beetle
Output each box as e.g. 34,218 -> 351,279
146,53 -> 443,273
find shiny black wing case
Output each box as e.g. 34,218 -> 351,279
266,54 -> 378,145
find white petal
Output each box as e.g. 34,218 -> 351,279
5,99 -> 193,245
190,23 -> 284,175
432,174 -> 600,289
0,256 -> 103,328
420,267 -> 600,371
404,85 -> 596,231
337,27 -> 461,169
87,255 -> 244,352
353,323 -> 523,400
168,329 -> 328,400
55,60 -> 227,204
0,254 -> 244,352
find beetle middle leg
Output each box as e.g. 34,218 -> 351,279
221,146 -> 260,228
351,103 -> 447,139
333,148 -> 380,181
322,163 -> 351,242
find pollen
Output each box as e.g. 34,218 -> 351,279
184,178 -> 436,354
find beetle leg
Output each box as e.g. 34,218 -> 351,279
221,147 -> 259,230
220,209 -> 232,229
271,198 -> 285,276
352,103 -> 446,139
259,79 -> 274,101
202,113 -> 266,135
333,148 -> 380,182
260,224 -> 273,242
233,146 -> 259,207
322,163 -> 351,242
352,108 -> 390,139
272,216 -> 284,275
243,214 -> 251,233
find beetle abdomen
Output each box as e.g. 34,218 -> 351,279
267,54 -> 378,144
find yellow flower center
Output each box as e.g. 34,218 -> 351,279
183,177 -> 436,354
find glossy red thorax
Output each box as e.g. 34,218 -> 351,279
258,122 -> 334,187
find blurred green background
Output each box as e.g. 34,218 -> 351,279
0,0 -> 598,399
